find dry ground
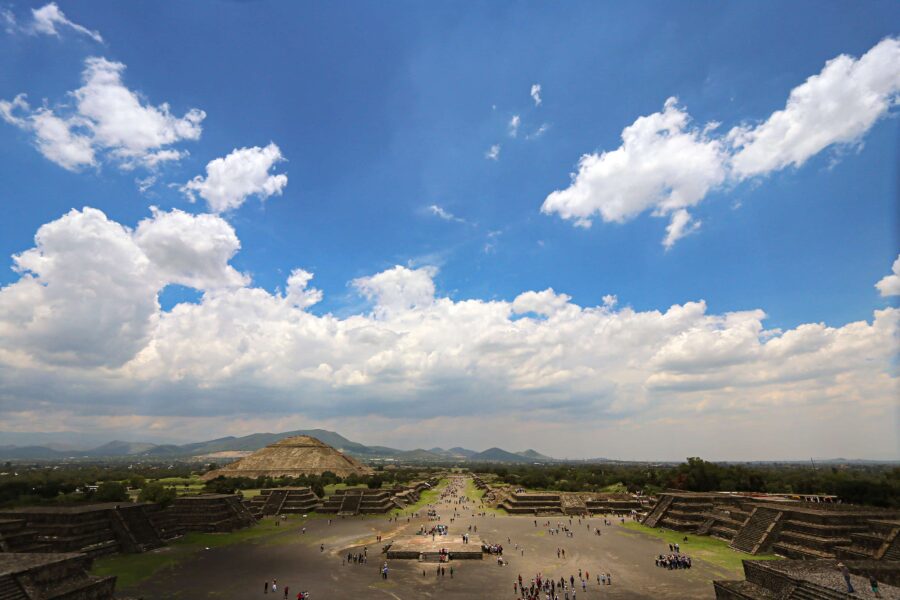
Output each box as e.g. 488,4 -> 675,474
126,478 -> 742,599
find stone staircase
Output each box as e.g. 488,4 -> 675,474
339,493 -> 363,515
120,507 -> 164,552
0,575 -> 27,600
786,582 -> 851,600
883,534 -> 900,561
642,495 -> 673,528
261,490 -> 288,516
731,506 -> 782,554
696,517 -> 715,536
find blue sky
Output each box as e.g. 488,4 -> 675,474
0,2 -> 897,459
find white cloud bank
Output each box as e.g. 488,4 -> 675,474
0,208 -> 897,457
182,143 -> 288,213
0,57 -> 205,171
543,37 -> 900,247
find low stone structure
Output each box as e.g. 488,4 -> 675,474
501,492 -> 563,514
390,482 -> 430,508
164,494 -> 256,533
247,487 -> 320,517
319,489 -> 396,515
714,558 -> 900,599
837,519 -> 900,562
0,552 -> 116,600
0,504 -> 165,558
643,492 -> 900,561
585,495 -> 648,515
201,435 -> 373,480
0,519 -> 49,553
384,535 -> 483,560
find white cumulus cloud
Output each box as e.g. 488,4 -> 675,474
0,57 -> 205,171
0,95 -> 96,171
541,97 -> 726,244
133,207 -> 249,291
729,37 -> 900,179
30,2 -> 103,42
875,254 -> 900,297
182,143 -> 288,213
353,265 -> 437,318
485,144 -> 501,161
543,38 -> 900,248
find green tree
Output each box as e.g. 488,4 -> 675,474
95,481 -> 129,502
138,482 -> 177,507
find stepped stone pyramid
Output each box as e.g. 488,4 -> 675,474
201,435 -> 373,480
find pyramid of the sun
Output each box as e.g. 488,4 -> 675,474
201,435 -> 374,480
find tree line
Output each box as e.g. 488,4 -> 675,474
478,457 -> 900,508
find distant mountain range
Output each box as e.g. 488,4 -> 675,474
0,429 -> 558,464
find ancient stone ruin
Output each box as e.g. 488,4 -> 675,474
201,435 -> 374,480
164,494 -> 256,533
643,492 -> 900,561
501,492 -> 563,514
247,487 -> 321,517
0,552 -> 116,600
0,504 -> 166,558
714,558 -> 900,599
319,489 -> 396,515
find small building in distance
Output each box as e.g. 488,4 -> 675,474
200,435 -> 374,480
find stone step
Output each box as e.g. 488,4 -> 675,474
0,575 -> 28,600
772,541 -> 835,560
787,582 -> 851,600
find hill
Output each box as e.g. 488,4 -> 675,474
469,447 -> 534,463
0,430 -> 558,464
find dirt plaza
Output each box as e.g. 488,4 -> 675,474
118,477 -> 755,599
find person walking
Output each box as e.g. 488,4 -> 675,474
838,563 -> 854,593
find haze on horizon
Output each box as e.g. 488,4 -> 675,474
0,1 -> 898,462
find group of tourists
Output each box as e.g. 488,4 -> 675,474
513,571 -> 613,600
483,542 -> 504,555
655,553 -> 692,569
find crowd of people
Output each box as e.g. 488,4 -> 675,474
513,570 -> 613,600
655,553 -> 692,569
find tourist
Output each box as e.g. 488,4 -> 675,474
283,586 -> 289,599
264,580 -> 269,594
838,563 -> 854,593
870,574 -> 882,598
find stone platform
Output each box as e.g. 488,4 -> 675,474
0,552 -> 116,599
385,534 -> 483,560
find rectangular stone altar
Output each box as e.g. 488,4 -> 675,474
385,534 -> 483,559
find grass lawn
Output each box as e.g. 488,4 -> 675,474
463,477 -> 504,514
600,482 -> 628,493
389,478 -> 448,516
323,482 -> 351,495
91,515 -> 311,589
619,522 -> 778,573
